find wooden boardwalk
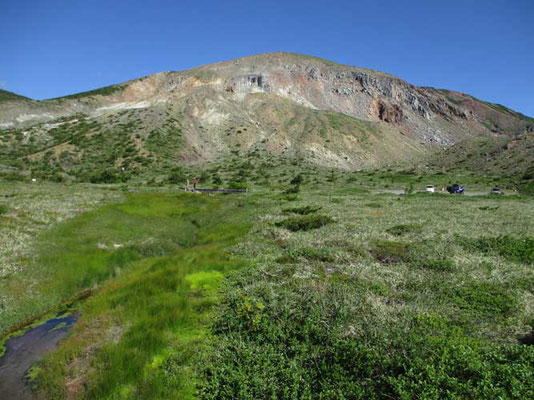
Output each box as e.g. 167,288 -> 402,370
184,188 -> 248,194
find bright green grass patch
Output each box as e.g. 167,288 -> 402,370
48,322 -> 67,333
0,192 -> 210,334
26,364 -> 42,383
33,192 -> 252,399
185,271 -> 224,294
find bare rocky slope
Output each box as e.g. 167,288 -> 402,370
1,53 -> 532,180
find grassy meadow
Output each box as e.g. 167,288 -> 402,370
0,172 -> 533,399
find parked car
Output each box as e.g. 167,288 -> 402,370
426,185 -> 435,193
491,187 -> 502,195
447,184 -> 465,194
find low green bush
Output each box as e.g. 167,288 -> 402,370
420,258 -> 455,272
450,282 -> 517,316
365,202 -> 382,208
518,181 -> 534,196
282,205 -> 322,215
199,284 -> 534,399
275,214 -> 333,232
284,185 -> 300,194
298,246 -> 335,262
167,166 -> 186,184
280,194 -> 299,202
0,204 -> 8,215
89,169 -> 129,184
228,181 -> 249,190
0,172 -> 25,181
370,240 -> 412,263
460,235 -> 534,264
386,223 -> 423,236
290,174 -> 304,186
275,253 -> 298,264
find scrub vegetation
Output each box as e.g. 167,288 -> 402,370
197,185 -> 533,399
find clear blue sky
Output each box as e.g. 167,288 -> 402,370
1,0 -> 533,116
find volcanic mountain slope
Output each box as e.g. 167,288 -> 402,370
0,53 -> 532,180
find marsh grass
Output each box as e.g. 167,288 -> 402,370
33,192 -> 252,399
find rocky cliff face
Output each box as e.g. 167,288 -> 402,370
0,53 -> 532,176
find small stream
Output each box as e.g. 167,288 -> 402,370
0,313 -> 78,400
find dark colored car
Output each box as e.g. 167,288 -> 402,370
447,184 -> 465,194
491,187 -> 502,195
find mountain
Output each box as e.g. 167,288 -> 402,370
0,52 -> 532,181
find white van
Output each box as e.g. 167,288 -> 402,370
426,185 -> 435,193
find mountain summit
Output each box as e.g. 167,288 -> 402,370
1,53 -> 532,178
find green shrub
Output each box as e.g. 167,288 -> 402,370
420,258 -> 455,272
370,240 -> 412,263
1,172 -> 25,181
518,181 -> 534,196
199,285 -> 534,400
282,205 -> 322,215
275,214 -> 333,232
298,246 -> 335,262
0,204 -> 8,215
289,174 -> 303,185
386,223 -> 423,236
275,253 -> 299,264
281,194 -> 299,202
283,174 -> 304,194
284,185 -> 300,194
167,167 -> 186,184
460,235 -> 534,264
450,282 -> 517,316
89,169 -> 121,184
212,174 -> 222,186
228,181 -> 249,190
404,182 -> 414,194
365,202 -> 383,208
